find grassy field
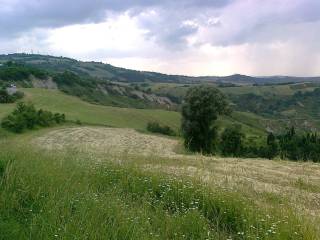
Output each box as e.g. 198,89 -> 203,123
0,127 -> 319,239
0,88 -> 181,131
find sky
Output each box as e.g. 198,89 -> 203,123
0,0 -> 319,76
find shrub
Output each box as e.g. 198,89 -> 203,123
147,122 -> 176,136
1,102 -> 66,133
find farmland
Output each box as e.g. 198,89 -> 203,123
0,126 -> 319,239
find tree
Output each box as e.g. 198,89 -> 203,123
181,85 -> 230,154
266,132 -> 278,159
220,125 -> 245,157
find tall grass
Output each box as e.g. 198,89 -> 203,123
0,143 -> 316,239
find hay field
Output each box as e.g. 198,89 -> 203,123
33,126 -> 320,229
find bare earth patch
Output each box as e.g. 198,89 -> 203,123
34,126 -> 320,223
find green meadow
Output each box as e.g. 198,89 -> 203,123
0,88 -> 181,131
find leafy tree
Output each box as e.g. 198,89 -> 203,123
181,85 -> 230,154
220,125 -> 245,157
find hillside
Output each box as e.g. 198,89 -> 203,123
0,61 -> 175,109
0,88 -> 181,131
0,88 -> 270,140
1,53 -> 320,85
1,54 -> 320,134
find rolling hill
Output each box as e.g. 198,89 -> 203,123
1,53 -> 320,85
0,88 -> 269,139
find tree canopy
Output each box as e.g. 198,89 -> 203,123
181,85 -> 230,154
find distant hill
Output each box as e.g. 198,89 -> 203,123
1,53 -> 320,85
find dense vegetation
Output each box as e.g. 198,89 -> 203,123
208,125 -> 320,162
0,61 -> 47,85
1,102 -> 65,133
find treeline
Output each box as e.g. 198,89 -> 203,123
217,125 -> 320,162
1,102 -> 65,133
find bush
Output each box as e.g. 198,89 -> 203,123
0,89 -> 12,103
0,89 -> 24,103
1,102 -> 66,133
147,122 -> 176,136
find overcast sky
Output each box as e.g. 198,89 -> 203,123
0,0 -> 319,76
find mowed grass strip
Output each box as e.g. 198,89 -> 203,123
0,142 -> 317,240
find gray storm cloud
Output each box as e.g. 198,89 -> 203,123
0,0 -> 319,76
0,0 -> 232,37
